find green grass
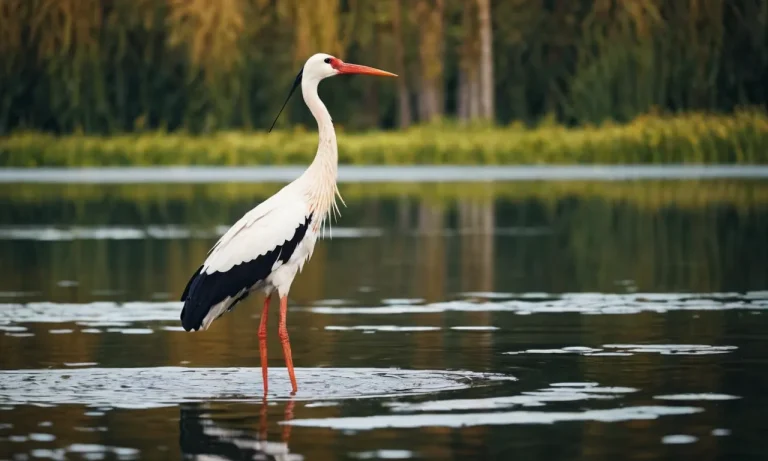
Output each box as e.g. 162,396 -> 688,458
2,110 -> 768,167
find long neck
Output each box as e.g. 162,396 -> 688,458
303,78 -> 337,169
301,78 -> 341,223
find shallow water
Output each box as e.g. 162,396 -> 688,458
1,173 -> 767,460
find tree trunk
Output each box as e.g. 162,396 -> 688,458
457,68 -> 469,121
392,0 -> 412,128
457,1 -> 474,123
469,68 -> 481,118
457,0 -> 486,123
414,0 -> 444,123
458,70 -> 481,122
476,0 -> 494,121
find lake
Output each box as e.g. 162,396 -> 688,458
1,166 -> 767,460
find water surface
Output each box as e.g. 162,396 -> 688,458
1,173 -> 766,460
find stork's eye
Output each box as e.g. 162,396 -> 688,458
324,57 -> 331,64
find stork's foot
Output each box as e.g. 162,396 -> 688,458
279,296 -> 298,394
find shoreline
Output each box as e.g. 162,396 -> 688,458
2,164 -> 768,184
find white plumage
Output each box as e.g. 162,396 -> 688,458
204,186 -> 312,275
178,52 -> 396,395
196,186 -> 315,330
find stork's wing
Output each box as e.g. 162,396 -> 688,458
180,190 -> 312,331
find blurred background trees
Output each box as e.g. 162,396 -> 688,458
0,0 -> 766,135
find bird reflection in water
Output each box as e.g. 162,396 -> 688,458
179,397 -> 300,460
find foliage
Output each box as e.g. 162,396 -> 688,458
1,0 -> 767,135
1,110 -> 767,166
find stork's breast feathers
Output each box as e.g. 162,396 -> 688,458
179,201 -> 314,331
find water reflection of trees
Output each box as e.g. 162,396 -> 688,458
458,198 -> 495,295
3,181 -> 765,303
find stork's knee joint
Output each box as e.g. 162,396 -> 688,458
278,327 -> 290,342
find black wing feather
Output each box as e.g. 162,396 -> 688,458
180,214 -> 312,331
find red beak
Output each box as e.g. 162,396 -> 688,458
333,60 -> 397,78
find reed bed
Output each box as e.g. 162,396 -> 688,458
1,110 -> 767,167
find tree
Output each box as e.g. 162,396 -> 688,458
457,0 -> 480,122
392,0 -> 413,128
476,0 -> 494,120
414,0 -> 444,122
457,0 -> 494,123
3,0 -> 768,134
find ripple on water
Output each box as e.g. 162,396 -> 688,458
283,378 -> 705,431
4,332 -> 34,337
283,406 -> 703,430
0,224 -> 384,242
661,435 -> 698,445
381,298 -> 424,305
2,292 -> 765,328
106,328 -> 154,335
0,225 -> 199,241
351,450 -> 414,459
504,344 -> 738,357
0,301 -> 179,325
67,444 -> 140,460
606,344 -> 739,355
309,292 -> 768,315
0,367 -> 512,406
385,384 -> 636,412
654,393 -> 741,401
325,325 -> 440,332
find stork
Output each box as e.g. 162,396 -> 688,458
180,53 -> 396,395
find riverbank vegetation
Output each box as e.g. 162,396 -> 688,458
2,110 -> 767,167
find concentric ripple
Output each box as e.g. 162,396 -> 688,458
0,367 -> 512,407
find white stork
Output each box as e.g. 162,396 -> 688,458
180,53 -> 397,394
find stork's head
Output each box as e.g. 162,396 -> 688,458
269,53 -> 397,131
302,53 -> 398,82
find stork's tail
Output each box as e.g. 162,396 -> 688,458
179,264 -> 253,331
180,265 -> 206,331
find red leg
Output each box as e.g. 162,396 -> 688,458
278,296 -> 298,394
258,295 -> 271,395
